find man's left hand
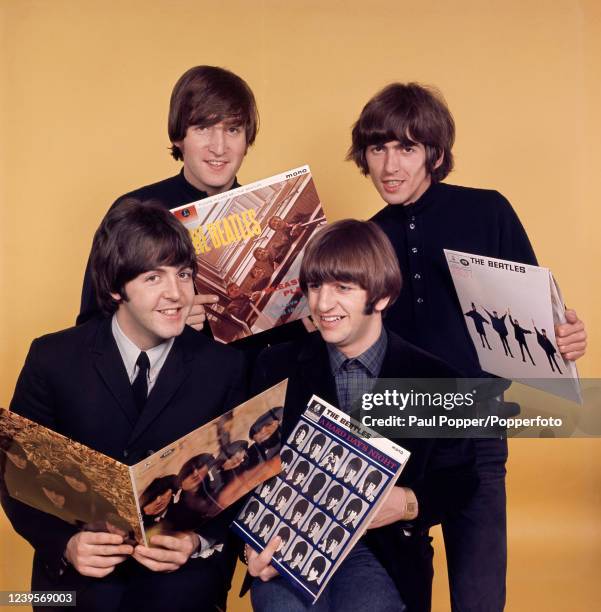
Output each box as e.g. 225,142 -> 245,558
556,309 -> 587,361
133,532 -> 198,572
368,487 -> 416,529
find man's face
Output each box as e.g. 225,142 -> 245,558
344,468 -> 356,482
293,472 -> 305,486
181,465 -> 209,492
65,475 -> 88,493
223,449 -> 246,471
365,482 -> 376,497
253,419 -> 279,444
344,510 -> 358,524
308,281 -> 388,358
42,487 -> 65,509
294,429 -> 307,445
143,489 -> 172,516
291,511 -> 302,524
6,451 -> 26,469
366,140 -> 435,206
308,567 -> 319,580
112,265 -> 194,350
254,248 -> 270,262
174,119 -> 247,196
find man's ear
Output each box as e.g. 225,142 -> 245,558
110,291 -> 124,305
433,150 -> 444,170
374,296 -> 390,313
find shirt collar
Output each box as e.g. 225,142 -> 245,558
383,181 -> 442,218
178,168 -> 240,200
111,315 -> 174,385
327,328 -> 388,377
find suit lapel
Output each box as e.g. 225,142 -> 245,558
297,334 -> 338,404
92,319 -> 139,427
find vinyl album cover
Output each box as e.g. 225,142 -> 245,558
1,380 -> 287,545
171,165 -> 326,343
231,395 -> 410,604
0,408 -> 140,543
444,249 -> 581,403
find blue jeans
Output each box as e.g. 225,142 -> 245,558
251,541 -> 406,612
442,437 -> 508,612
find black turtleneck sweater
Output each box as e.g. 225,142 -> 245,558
78,170 -> 305,358
371,182 -> 537,377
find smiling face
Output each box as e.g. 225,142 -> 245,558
307,281 -> 389,358
366,140 -> 439,206
174,119 -> 247,196
112,265 -> 194,350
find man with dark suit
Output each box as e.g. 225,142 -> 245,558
1,201 -> 246,612
245,220 -> 477,612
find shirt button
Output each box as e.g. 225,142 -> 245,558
411,247 -> 418,254
414,273 -> 421,280
409,223 -> 416,230
417,297 -> 424,304
410,216 -> 416,222
123,450 -> 129,458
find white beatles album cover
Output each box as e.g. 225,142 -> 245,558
445,250 -> 581,403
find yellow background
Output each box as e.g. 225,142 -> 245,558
1,0 -> 600,609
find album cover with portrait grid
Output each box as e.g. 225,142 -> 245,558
231,394 -> 410,604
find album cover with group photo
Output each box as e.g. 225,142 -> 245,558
0,380 -> 287,545
171,165 -> 327,344
231,395 -> 410,604
444,249 -> 581,403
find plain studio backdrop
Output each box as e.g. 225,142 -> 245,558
1,1 -> 600,609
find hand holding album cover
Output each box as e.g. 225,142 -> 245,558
1,380 -> 287,545
445,249 -> 581,402
231,395 -> 410,604
171,165 -> 326,344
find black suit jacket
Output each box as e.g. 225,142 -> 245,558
250,330 -> 478,612
2,318 -> 246,611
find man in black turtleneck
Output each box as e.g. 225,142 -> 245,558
78,65 -> 305,356
347,82 -> 587,612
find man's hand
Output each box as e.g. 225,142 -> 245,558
556,308 -> 587,361
186,293 -> 219,331
367,487 -> 417,530
132,532 -> 198,572
246,537 -> 281,582
65,531 -> 133,578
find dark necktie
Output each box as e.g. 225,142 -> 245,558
132,351 -> 150,412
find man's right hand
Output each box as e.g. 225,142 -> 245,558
186,293 -> 219,331
64,531 -> 133,578
246,536 -> 281,582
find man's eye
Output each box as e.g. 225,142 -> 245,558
336,284 -> 351,292
369,145 -> 384,154
307,283 -> 321,290
178,270 -> 193,280
403,146 -> 415,153
228,125 -> 242,134
146,274 -> 160,283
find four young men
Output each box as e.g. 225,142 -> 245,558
2,66 -> 587,612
